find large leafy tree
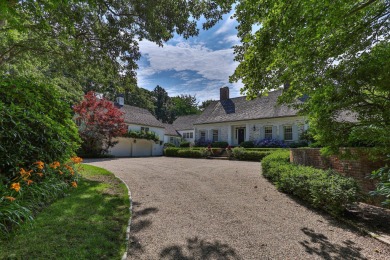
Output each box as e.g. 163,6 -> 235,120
1,0 -> 234,98
230,0 -> 390,155
171,94 -> 200,117
153,85 -> 173,123
73,91 -> 127,156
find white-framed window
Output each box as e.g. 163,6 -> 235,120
200,130 -> 206,141
169,136 -> 175,143
264,126 -> 273,139
284,125 -> 293,141
141,127 -> 149,132
190,132 -> 193,138
212,130 -> 218,142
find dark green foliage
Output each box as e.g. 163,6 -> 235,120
261,151 -> 359,215
370,165 -> 390,207
0,77 -> 80,178
164,148 -> 180,157
164,143 -> 176,148
232,147 -> 271,162
125,130 -> 159,142
288,141 -> 309,148
177,150 -> 203,158
240,141 -> 254,148
211,141 -> 229,148
179,141 -> 191,147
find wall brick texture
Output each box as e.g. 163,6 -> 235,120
290,148 -> 385,204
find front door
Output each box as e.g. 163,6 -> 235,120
238,128 -> 245,145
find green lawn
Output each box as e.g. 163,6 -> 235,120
0,164 -> 130,259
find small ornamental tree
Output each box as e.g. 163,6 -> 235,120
73,91 -> 127,156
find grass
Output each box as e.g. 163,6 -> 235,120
0,164 -> 130,259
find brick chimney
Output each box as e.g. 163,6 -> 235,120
220,87 -> 229,101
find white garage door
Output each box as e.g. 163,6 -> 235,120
132,139 -> 153,157
109,138 -> 132,157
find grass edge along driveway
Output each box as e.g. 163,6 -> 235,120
0,164 -> 130,259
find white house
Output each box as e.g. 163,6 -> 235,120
163,123 -> 181,146
109,105 -> 165,157
172,114 -> 198,145
192,87 -> 307,146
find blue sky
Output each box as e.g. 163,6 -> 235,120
136,10 -> 243,102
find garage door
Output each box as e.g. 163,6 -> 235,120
132,139 -> 153,157
109,138 -> 132,157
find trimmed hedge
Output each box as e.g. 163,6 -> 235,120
177,150 -> 203,158
240,141 -> 254,148
261,150 -> 360,215
179,141 -> 191,147
211,141 -> 229,148
232,147 -> 271,161
164,147 -> 180,156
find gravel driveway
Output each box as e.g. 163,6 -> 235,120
85,157 -> 390,260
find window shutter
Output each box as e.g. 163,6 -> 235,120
272,126 -> 277,139
259,126 -> 264,139
292,125 -> 298,141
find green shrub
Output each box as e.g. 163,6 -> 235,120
261,150 -> 359,215
232,147 -> 271,161
177,149 -> 203,158
164,147 -> 180,156
164,143 -> 176,147
370,165 -> 390,207
179,141 -> 191,147
240,141 -> 254,148
211,141 -> 229,148
0,77 -> 80,178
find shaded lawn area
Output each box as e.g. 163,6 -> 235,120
0,165 -> 130,259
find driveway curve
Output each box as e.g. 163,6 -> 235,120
86,157 -> 390,260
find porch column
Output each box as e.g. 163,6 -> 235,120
227,125 -> 232,145
245,123 -> 250,141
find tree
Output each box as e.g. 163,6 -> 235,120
73,91 -> 127,156
230,0 -> 390,155
153,85 -> 173,123
124,87 -> 155,114
1,0 -> 234,96
199,99 -> 215,111
171,94 -> 200,117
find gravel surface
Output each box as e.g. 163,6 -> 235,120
85,157 -> 390,260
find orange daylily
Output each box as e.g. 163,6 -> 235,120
34,161 -> 45,170
10,182 -> 21,192
65,165 -> 74,175
26,180 -> 33,185
20,168 -> 33,179
71,181 -> 77,188
59,170 -> 64,175
4,196 -> 16,202
36,172 -> 44,177
71,156 -> 83,164
50,161 -> 60,169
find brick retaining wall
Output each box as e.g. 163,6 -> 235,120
290,148 -> 384,204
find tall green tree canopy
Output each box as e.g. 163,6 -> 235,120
231,0 -> 390,155
171,94 -> 200,117
0,0 -> 233,99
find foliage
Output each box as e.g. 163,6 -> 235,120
164,148 -> 181,157
125,130 -> 159,142
211,141 -> 229,148
254,138 -> 288,148
172,94 -> 200,117
199,99 -> 215,111
231,1 -> 390,157
73,91 -> 127,156
0,157 -> 82,235
370,165 -> 390,207
164,143 -> 176,148
179,141 -> 191,148
195,138 -> 213,147
261,151 -> 359,215
0,164 -> 130,259
288,141 -> 309,148
239,141 -> 254,148
177,149 -> 203,158
1,1 -> 233,97
153,85 -> 174,123
0,77 -> 80,178
232,147 -> 270,162
124,87 -> 155,115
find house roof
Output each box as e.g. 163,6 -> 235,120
119,104 -> 165,128
172,114 -> 200,130
163,123 -> 180,136
195,90 -> 300,125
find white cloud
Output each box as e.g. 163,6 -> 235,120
214,11 -> 236,35
137,40 -> 238,83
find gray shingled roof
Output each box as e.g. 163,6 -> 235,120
163,124 -> 180,136
195,90 -> 300,124
172,114 -> 200,130
120,105 -> 164,128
